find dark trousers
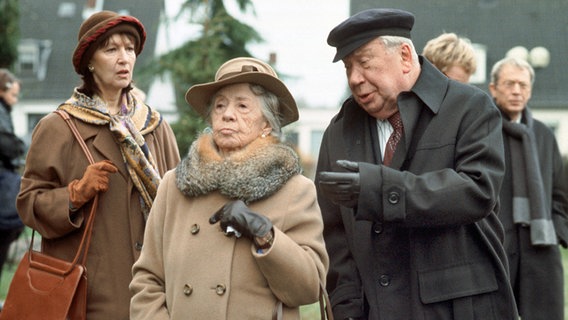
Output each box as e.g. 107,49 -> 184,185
508,226 -> 564,320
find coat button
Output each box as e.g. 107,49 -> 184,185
134,241 -> 143,251
183,284 -> 193,296
379,275 -> 390,287
215,284 -> 226,295
388,192 -> 400,204
190,224 -> 200,235
373,223 -> 383,234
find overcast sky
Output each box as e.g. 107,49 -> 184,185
158,0 -> 350,109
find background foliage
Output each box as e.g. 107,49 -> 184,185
0,0 -> 20,69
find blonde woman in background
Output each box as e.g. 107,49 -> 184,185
422,32 -> 477,83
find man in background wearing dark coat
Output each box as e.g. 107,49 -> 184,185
0,69 -> 26,292
316,8 -> 518,320
489,56 -> 568,320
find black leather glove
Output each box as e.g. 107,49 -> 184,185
318,160 -> 360,208
209,200 -> 273,240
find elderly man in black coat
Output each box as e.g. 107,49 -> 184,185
316,8 -> 519,320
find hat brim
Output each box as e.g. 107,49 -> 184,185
333,37 -> 377,62
331,28 -> 412,62
185,72 -> 299,127
73,15 -> 146,75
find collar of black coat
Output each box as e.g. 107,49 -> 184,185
408,56 -> 447,115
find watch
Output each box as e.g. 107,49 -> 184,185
254,229 -> 274,250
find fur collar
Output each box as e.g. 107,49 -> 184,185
175,134 -> 302,203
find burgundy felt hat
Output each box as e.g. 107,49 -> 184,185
72,10 -> 146,75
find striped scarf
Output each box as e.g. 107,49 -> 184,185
58,88 -> 162,219
502,109 -> 557,246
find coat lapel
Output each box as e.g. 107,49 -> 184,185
77,121 -> 130,180
391,93 -> 426,169
342,99 -> 380,165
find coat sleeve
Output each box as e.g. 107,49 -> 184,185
315,123 -> 367,319
254,175 -> 330,307
0,109 -> 26,167
130,171 -> 172,320
0,132 -> 26,168
16,113 -> 87,238
357,91 -> 505,227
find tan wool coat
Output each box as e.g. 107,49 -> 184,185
130,135 -> 329,320
17,110 -> 180,320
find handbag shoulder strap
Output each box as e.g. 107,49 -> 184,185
319,281 -> 334,320
28,110 -> 99,274
54,109 -> 95,164
54,110 -> 98,267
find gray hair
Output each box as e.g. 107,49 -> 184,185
490,57 -> 535,85
250,84 -> 282,138
380,35 -> 420,66
207,83 -> 283,139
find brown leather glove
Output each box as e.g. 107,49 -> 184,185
68,160 -> 118,210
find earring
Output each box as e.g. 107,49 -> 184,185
261,133 -> 266,138
88,65 -> 94,72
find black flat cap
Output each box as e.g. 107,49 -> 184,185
327,8 -> 415,62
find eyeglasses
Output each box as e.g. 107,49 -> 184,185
498,80 -> 531,91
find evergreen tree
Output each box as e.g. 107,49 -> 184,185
0,0 -> 20,68
140,0 -> 262,155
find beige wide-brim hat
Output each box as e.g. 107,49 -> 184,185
185,57 -> 299,127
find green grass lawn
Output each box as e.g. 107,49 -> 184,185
0,261 -> 15,301
2,238 -> 567,319
0,228 -> 30,302
561,249 -> 568,319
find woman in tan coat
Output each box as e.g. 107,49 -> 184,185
16,11 -> 180,319
130,57 -> 329,319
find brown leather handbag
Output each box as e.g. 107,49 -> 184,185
0,110 -> 97,320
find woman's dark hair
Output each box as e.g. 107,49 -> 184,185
78,33 -> 137,97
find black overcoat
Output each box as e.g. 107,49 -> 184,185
316,58 -> 519,320
499,108 -> 568,320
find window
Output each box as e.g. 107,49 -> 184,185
17,39 -> 52,81
284,130 -> 298,146
310,130 -> 324,158
58,2 -> 76,18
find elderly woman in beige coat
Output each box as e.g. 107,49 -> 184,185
130,57 -> 329,319
16,11 -> 180,319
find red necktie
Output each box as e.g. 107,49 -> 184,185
383,111 -> 403,166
